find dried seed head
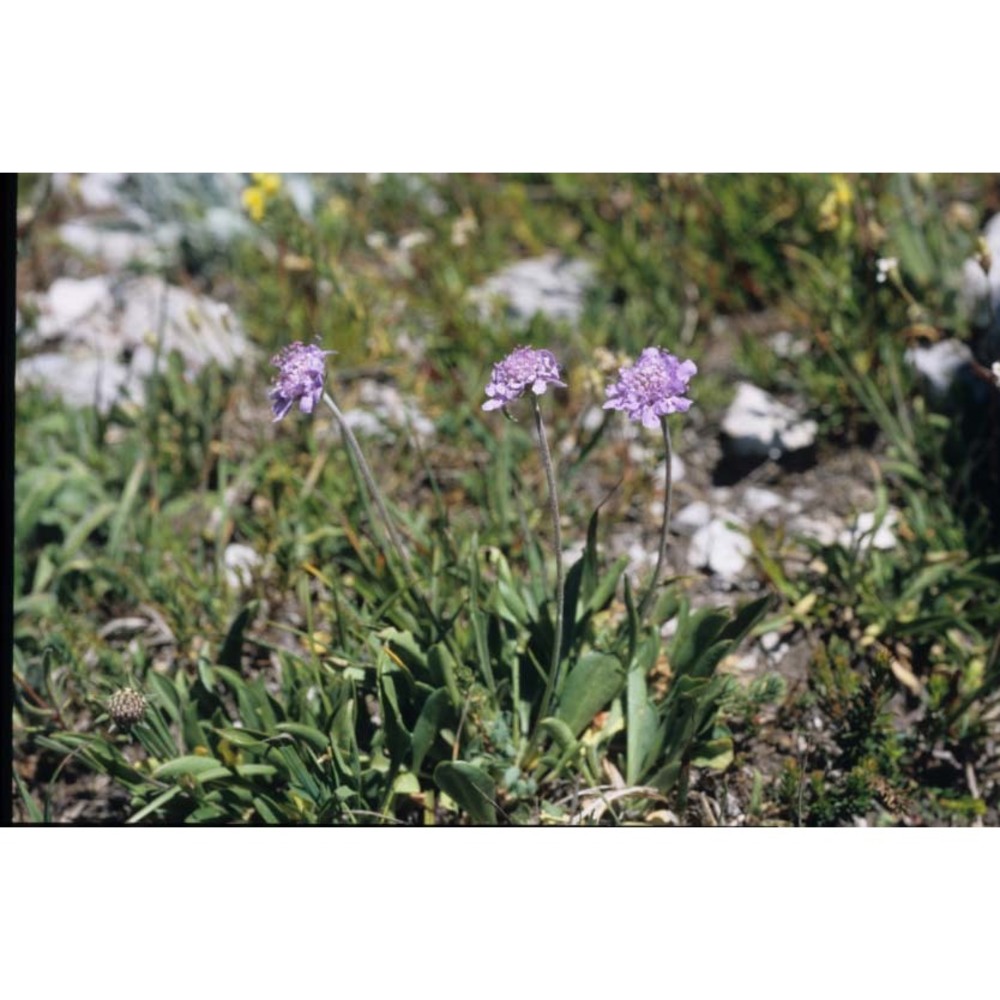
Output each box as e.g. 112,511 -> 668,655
108,687 -> 147,729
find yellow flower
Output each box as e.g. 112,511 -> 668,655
242,185 -> 267,222
817,175 -> 854,232
831,175 -> 853,207
254,172 -> 282,197
242,174 -> 282,222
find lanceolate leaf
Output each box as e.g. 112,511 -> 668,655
218,602 -> 258,669
411,688 -> 453,774
556,652 -> 625,737
434,761 -> 497,824
626,633 -> 664,785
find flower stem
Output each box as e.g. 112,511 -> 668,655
638,416 -> 674,621
532,396 -> 565,717
322,391 -> 411,571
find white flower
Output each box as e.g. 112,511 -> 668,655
992,361 -> 1000,388
876,257 -> 899,284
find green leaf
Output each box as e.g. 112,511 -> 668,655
376,627 -> 427,673
690,734 -> 734,771
718,594 -> 772,644
410,688 -> 453,774
267,745 -> 322,801
274,722 -> 330,753
135,708 -> 179,758
393,772 -> 421,795
153,755 -> 225,779
213,727 -> 269,749
586,556 -> 629,616
181,698 -> 211,754
127,786 -> 183,824
147,670 -> 181,723
59,500 -> 118,562
434,761 -> 497,824
107,456 -> 146,560
626,634 -> 664,785
190,764 -> 278,784
556,651 -> 625,737
427,644 -> 462,708
196,657 -> 217,693
496,578 -> 531,626
213,666 -> 274,729
647,759 -> 683,794
649,589 -> 681,629
218,602 -> 258,669
379,671 -> 411,763
13,768 -> 44,823
252,795 -> 284,823
537,717 -> 579,753
671,608 -> 730,677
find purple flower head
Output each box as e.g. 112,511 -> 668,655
483,346 -> 566,412
603,347 -> 697,429
269,341 -> 335,422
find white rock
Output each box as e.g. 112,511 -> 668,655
471,253 -> 594,325
358,380 -> 436,439
17,275 -> 256,413
57,219 -> 173,270
904,339 -> 973,397
961,212 -> 1000,328
721,382 -> 817,460
283,174 -> 316,218
627,441 -> 654,464
16,353 -> 130,412
652,453 -> 686,485
118,277 -> 251,375
581,405 -> 605,433
768,330 -> 809,358
760,631 -> 783,653
672,500 -> 712,536
625,540 -> 658,574
340,380 -> 436,441
224,544 -> 262,590
788,514 -> 840,547
204,206 -> 251,243
837,509 -> 899,552
76,172 -> 127,210
688,517 -> 752,579
741,486 -> 787,517
34,276 -> 114,339
733,650 -> 763,672
340,409 -> 385,437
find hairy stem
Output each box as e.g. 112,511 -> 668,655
638,416 -> 674,621
532,396 -> 565,720
322,391 -> 411,571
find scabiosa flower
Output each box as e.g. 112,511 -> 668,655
482,346 -> 566,411
269,341 -> 335,422
482,345 -> 568,709
603,347 -> 697,429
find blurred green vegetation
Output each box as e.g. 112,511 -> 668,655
13,172 -> 1000,824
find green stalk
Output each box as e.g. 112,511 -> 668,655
532,396 -> 566,724
322,390 -> 411,571
638,416 -> 674,621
